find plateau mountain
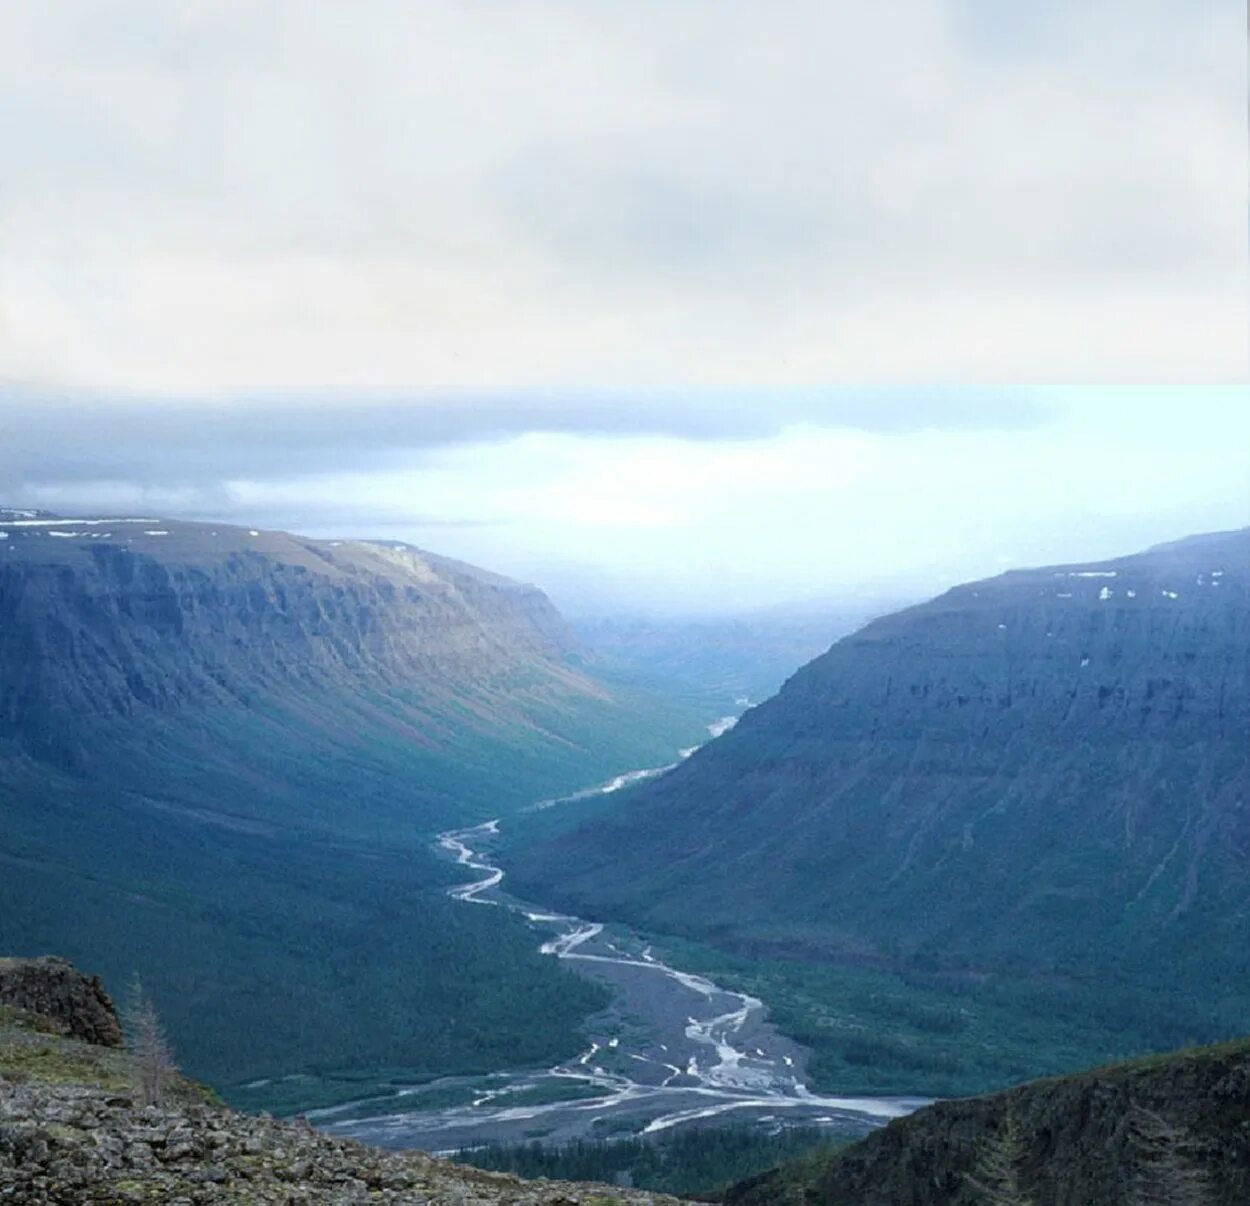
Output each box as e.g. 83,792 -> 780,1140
507,529 -> 1250,1087
0,511 -> 710,1103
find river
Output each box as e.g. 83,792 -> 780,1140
312,730 -> 928,1153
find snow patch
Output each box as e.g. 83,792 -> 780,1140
1161,589 -> 1179,600
144,530 -> 170,536
0,517 -> 158,527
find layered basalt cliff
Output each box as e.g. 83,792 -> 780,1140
0,517 -> 582,728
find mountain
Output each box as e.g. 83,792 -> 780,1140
507,529 -> 1250,1088
0,511 -> 711,1105
0,513 -> 661,822
725,1037 -> 1250,1205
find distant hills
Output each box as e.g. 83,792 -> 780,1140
508,529 -> 1250,1087
573,607 -> 895,710
0,511 -> 710,1103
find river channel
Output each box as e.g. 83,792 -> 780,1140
312,736 -> 928,1154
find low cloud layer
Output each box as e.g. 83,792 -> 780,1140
0,389 -> 1048,493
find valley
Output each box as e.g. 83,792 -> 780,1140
313,797 -> 927,1152
0,513 -> 722,1105
2,511 -> 1246,1199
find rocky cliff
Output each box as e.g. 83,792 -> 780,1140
0,957 -> 122,1048
726,1038 -> 1250,1205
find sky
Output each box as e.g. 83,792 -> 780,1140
1,3 -> 1247,613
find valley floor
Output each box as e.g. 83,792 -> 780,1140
309,818 -> 925,1153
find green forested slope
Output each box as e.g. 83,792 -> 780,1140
0,515 -> 708,1106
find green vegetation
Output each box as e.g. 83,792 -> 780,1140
638,933 -> 1250,1098
456,1124 -> 850,1199
724,1038 -> 1250,1205
0,750 -> 615,1112
0,1005 -> 218,1105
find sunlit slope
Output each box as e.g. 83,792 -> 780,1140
0,516 -> 702,831
510,529 -> 1250,988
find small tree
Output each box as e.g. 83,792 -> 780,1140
124,975 -> 178,1106
965,1106 -> 1033,1206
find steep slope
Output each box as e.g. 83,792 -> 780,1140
508,530 -> 1249,1075
725,1038 -> 1250,1205
0,514 -> 680,828
0,512 -> 709,1102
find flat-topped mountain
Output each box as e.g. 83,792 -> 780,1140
1,513 -> 574,731
0,511 -> 709,1102
0,509 -> 707,830
508,529 -> 1249,1074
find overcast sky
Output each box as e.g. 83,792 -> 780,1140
1,4 -> 1247,613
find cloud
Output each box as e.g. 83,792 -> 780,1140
0,388 -> 1051,504
3,389 -> 1246,615
0,1 -> 1243,392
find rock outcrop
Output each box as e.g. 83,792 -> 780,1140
0,957 -> 122,1048
725,1038 -> 1250,1205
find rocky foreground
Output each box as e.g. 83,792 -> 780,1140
0,1080 -> 685,1204
0,958 -> 687,1205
